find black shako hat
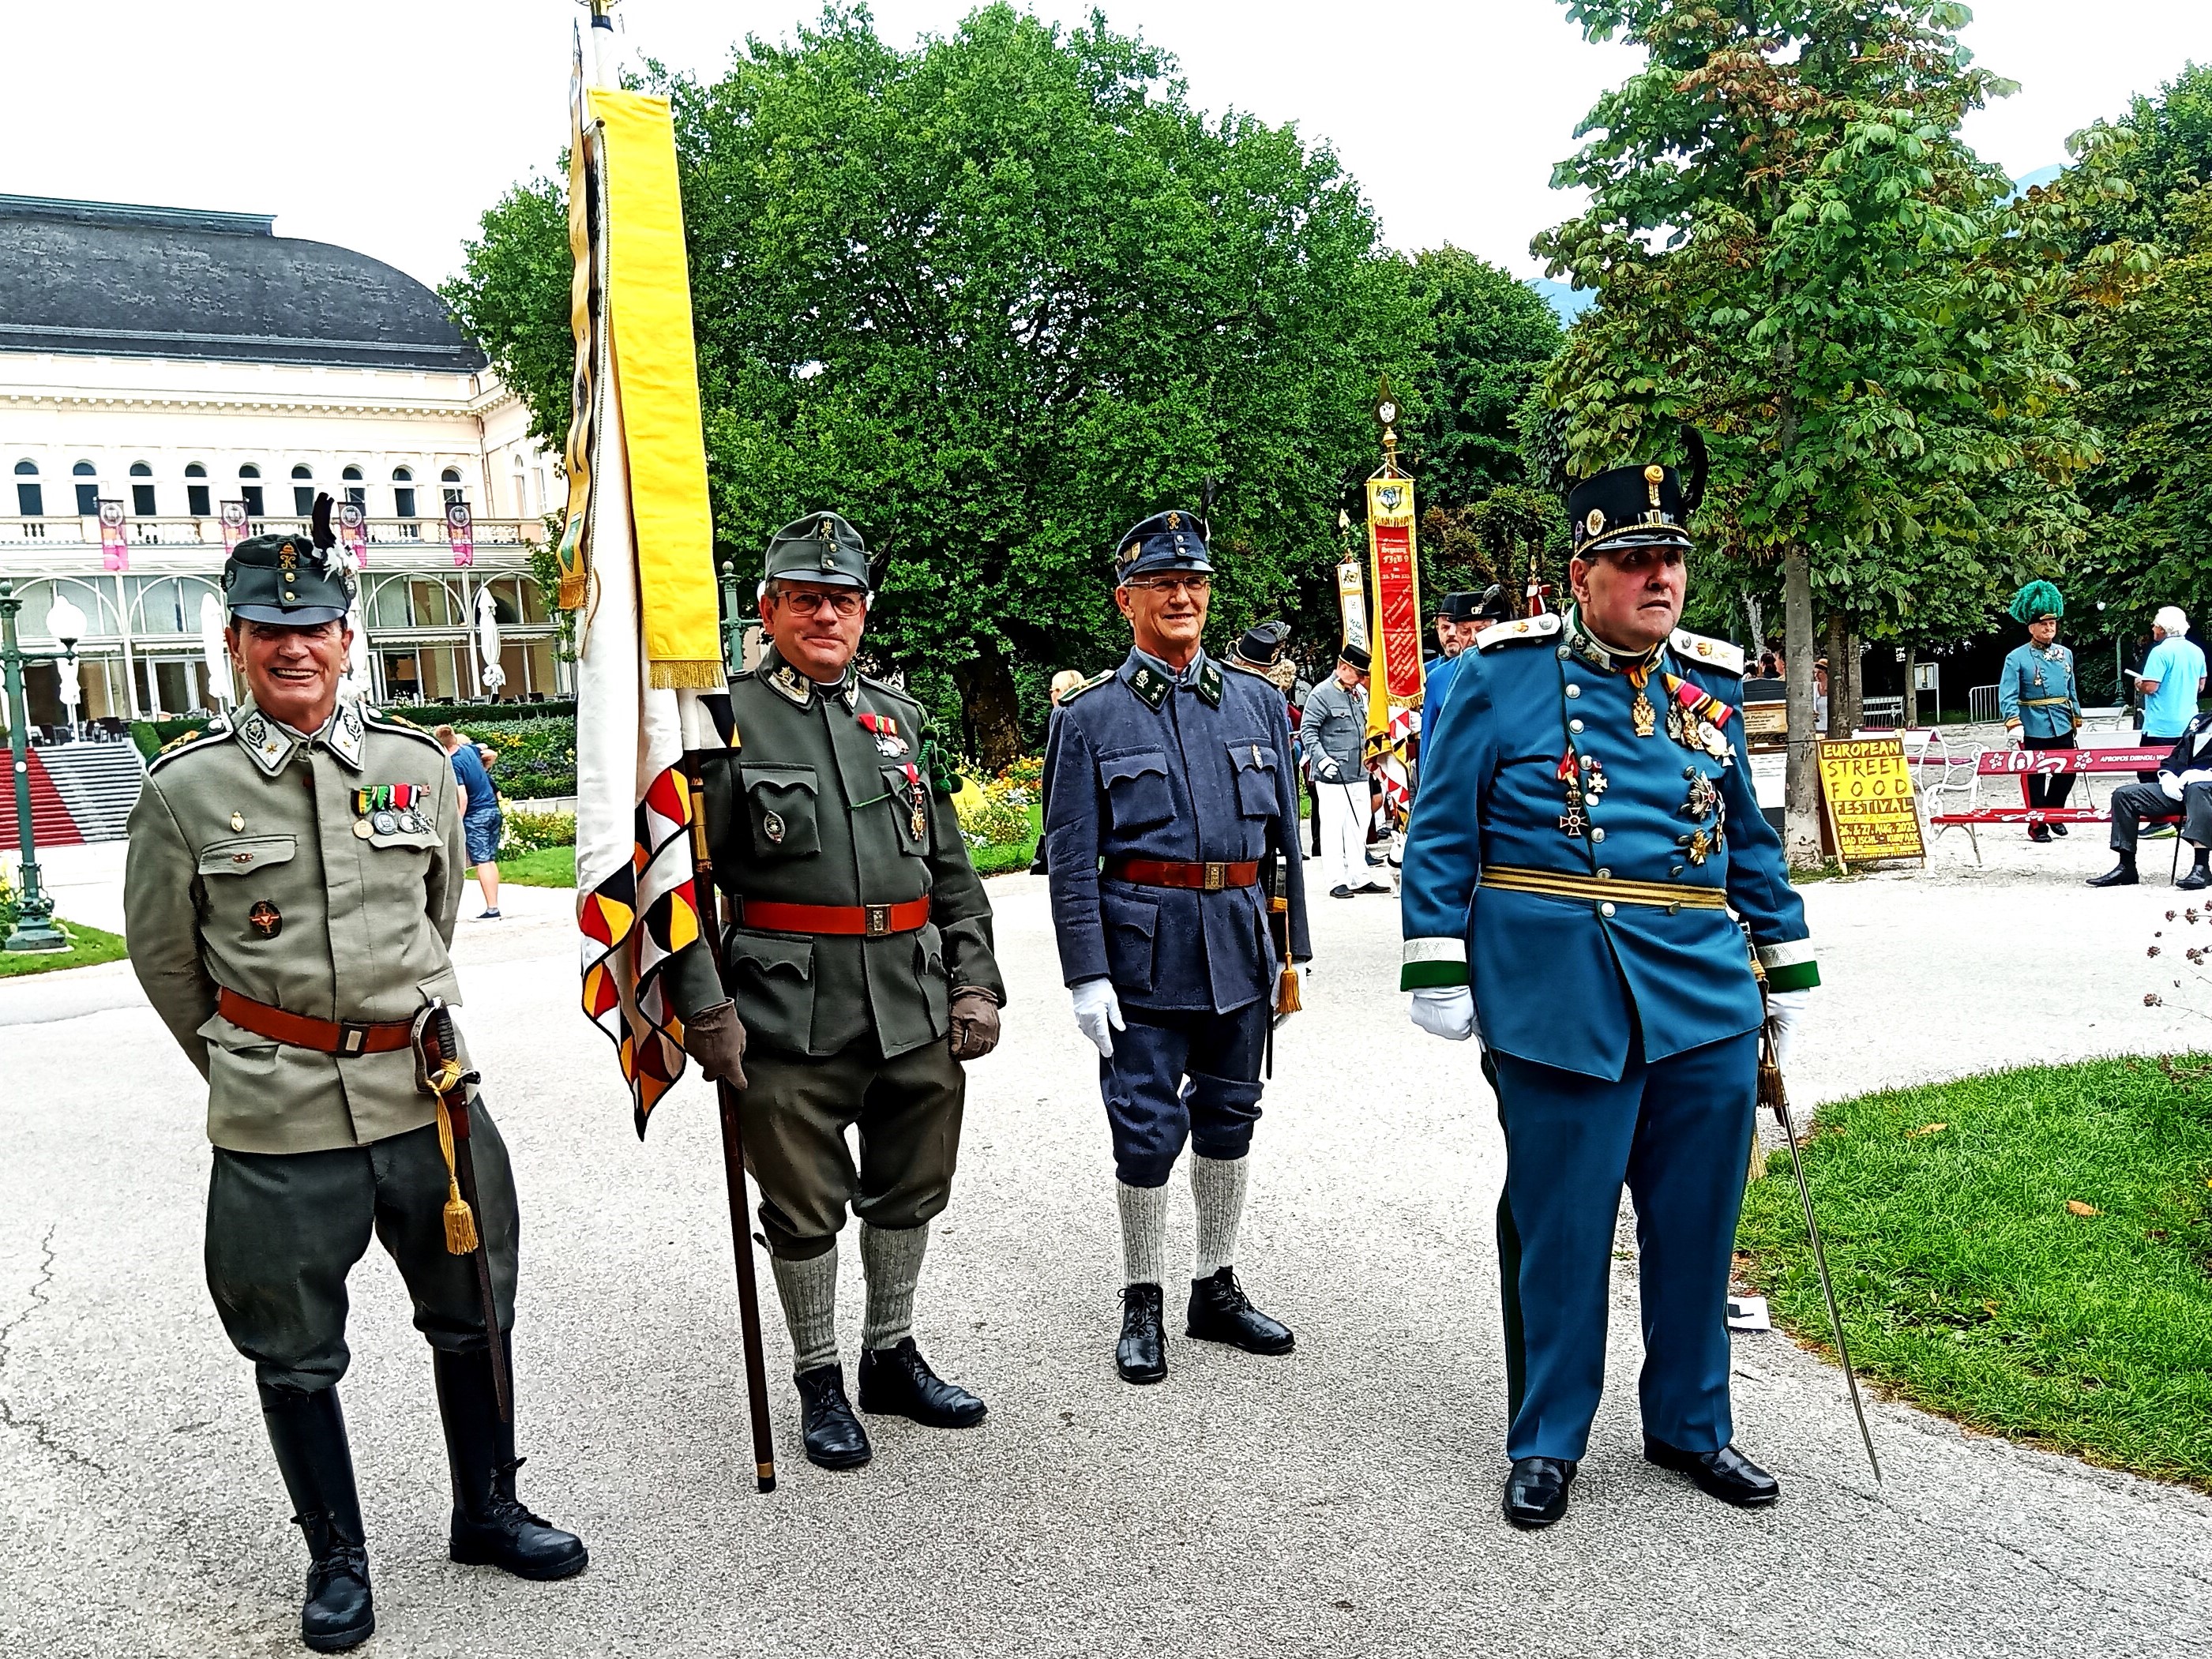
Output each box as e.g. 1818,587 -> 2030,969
223,494 -> 354,625
1230,618 -> 1291,670
1568,428 -> 1708,559
1114,509 -> 1213,586
764,511 -> 871,590
1339,640 -> 1371,673
1439,590 -> 1483,624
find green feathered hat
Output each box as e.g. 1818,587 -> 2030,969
2008,580 -> 2064,625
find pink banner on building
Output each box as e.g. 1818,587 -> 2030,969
219,501 -> 249,550
445,501 -> 475,568
338,501 -> 369,569
97,499 -> 129,572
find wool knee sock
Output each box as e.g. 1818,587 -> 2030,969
770,1243 -> 839,1376
1190,1153 -> 1251,1279
860,1221 -> 929,1351
1116,1180 -> 1170,1286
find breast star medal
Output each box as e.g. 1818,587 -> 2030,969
1681,769 -> 1720,822
1579,753 -> 1609,800
1684,828 -> 1712,866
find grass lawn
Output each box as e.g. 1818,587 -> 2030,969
0,919 -> 130,977
971,803 -> 1043,876
475,846 -> 576,888
1736,1055 -> 2212,1488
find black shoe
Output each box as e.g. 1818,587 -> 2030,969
2049,821 -> 2069,837
1117,1283 -> 1167,1384
260,1385 -> 375,1653
857,1337 -> 986,1428
2180,864 -> 2212,892
1328,884 -> 1356,899
1503,1456 -> 1576,1530
2086,861 -> 2139,888
1358,879 -> 1394,894
794,1364 -> 873,1469
2028,824 -> 2051,843
1643,1437 -> 1780,1507
434,1345 -> 589,1581
1185,1267 -> 1294,1355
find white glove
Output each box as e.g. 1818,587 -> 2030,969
1410,985 -> 1478,1042
1313,757 -> 1342,783
1072,978 -> 1125,1058
2162,772 -> 2186,801
1765,988 -> 1811,1072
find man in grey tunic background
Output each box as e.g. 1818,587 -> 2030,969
1301,642 -> 1384,899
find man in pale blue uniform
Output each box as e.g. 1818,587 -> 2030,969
1997,580 -> 2082,844
1399,452 -> 1818,1530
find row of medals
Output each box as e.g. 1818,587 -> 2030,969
1559,677 -> 1727,865
351,786 -> 429,839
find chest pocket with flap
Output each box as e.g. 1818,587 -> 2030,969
1226,738 -> 1278,819
1098,750 -> 1174,831
197,835 -> 298,876
741,764 -> 821,858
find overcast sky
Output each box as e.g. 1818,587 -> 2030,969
10,2 -> 2212,290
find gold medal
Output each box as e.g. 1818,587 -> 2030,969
230,812 -> 245,831
911,807 -> 928,841
1632,690 -> 1657,738
353,819 -> 374,839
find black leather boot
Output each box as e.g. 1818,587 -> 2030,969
1643,1437 -> 1780,1507
794,1364 -> 872,1469
858,1337 -> 986,1427
2087,855 -> 2139,888
1117,1283 -> 1167,1384
434,1343 -> 588,1580
2180,856 -> 2212,891
1503,1456 -> 1576,1530
1185,1267 -> 1295,1355
259,1384 -> 374,1653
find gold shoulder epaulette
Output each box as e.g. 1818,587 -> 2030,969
1474,613 -> 1564,651
148,722 -> 229,772
1669,629 -> 1746,676
362,709 -> 446,752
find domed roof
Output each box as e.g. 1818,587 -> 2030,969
0,195 -> 486,373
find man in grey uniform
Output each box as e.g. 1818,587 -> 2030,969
1301,642 -> 1383,898
125,509 -> 582,1652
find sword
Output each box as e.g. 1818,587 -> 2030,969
413,1000 -> 511,1423
1759,991 -> 1880,1484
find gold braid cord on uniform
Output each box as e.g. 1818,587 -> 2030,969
430,1082 -> 480,1256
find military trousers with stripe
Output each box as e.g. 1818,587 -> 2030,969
1489,1029 -> 1759,1462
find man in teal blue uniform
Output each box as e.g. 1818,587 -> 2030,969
1399,451 -> 1818,1530
1998,581 -> 2081,844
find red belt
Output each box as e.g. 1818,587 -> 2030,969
1105,858 -> 1260,891
735,896 -> 931,937
216,987 -> 415,1057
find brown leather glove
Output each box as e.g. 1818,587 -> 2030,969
682,999 -> 749,1088
947,986 -> 1001,1062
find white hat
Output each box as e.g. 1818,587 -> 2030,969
2157,605 -> 2190,636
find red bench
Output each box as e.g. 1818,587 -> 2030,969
1929,745 -> 2187,871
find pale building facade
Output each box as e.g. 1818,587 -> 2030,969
0,194 -> 566,728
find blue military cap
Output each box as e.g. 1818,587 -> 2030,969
1113,509 -> 1213,586
223,494 -> 355,625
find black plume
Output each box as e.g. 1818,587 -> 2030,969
1200,475 -> 1219,541
311,492 -> 336,550
1679,426 -> 1709,516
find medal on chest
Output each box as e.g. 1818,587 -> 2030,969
857,710 -> 911,759
1663,675 -> 1736,766
898,761 -> 928,842
351,783 -> 426,837
1556,751 -> 1588,839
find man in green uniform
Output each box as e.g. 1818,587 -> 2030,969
676,512 -> 1005,1473
124,510 -> 584,1653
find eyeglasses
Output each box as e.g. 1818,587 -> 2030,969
1125,576 -> 1212,595
777,589 -> 866,618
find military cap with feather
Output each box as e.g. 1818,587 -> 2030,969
1112,509 -> 1213,585
1229,618 -> 1292,672
764,510 -> 872,590
2008,580 -> 2064,624
1568,427 -> 1709,559
223,493 -> 355,625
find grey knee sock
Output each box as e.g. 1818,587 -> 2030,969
1117,1180 -> 1170,1286
771,1243 -> 839,1376
860,1221 -> 929,1351
1191,1153 -> 1251,1278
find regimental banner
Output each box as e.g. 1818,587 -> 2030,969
1336,558 -> 1369,654
446,500 -> 475,569
1364,472 -> 1424,831
97,499 -> 128,573
1816,737 -> 1926,868
336,500 -> 369,569
219,500 -> 249,550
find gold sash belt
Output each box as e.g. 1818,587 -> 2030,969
1478,865 -> 1729,910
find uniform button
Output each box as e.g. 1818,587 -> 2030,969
1600,902 -> 1617,918
1565,683 -> 1582,699
1557,645 -> 1571,659
1684,766 -> 1698,779
1569,719 -> 1585,734
1670,864 -> 1684,877
1596,867 -> 1612,878
1590,826 -> 1606,843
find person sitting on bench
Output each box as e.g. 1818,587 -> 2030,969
2090,711 -> 2212,889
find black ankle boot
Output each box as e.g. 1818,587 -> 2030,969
2180,857 -> 2212,892
857,1337 -> 986,1427
1185,1267 -> 1295,1355
259,1384 -> 374,1653
2087,857 -> 2139,888
794,1364 -> 872,1469
434,1342 -> 588,1581
1117,1283 -> 1167,1384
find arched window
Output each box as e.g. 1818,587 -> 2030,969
291,463 -> 315,516
512,459 -> 528,516
238,464 -> 264,518
73,460 -> 98,515
129,461 -> 157,517
341,464 -> 366,509
184,463 -> 210,518
14,460 -> 43,518
441,466 -> 465,509
392,467 -> 417,520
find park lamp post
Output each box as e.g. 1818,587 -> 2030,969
1,580 -> 80,951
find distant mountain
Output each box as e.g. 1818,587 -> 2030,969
1530,278 -> 1594,325
2010,163 -> 2064,198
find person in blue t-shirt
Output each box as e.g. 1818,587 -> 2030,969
2135,607 -> 2209,783
437,723 -> 503,919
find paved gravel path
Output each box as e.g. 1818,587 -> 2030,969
4,825 -> 2210,1657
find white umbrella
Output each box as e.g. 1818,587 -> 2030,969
475,584 -> 506,696
197,592 -> 234,711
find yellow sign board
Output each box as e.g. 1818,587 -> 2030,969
1816,737 -> 1925,868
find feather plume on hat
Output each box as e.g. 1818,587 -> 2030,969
2007,580 -> 2064,624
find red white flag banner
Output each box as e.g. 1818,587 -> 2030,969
337,500 -> 369,569
445,501 -> 475,569
97,499 -> 128,573
219,500 -> 249,550
1364,471 -> 1424,829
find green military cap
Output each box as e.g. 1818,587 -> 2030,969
764,511 -> 871,591
223,496 -> 355,625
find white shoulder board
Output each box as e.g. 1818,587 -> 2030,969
1669,629 -> 1745,676
1474,612 -> 1564,651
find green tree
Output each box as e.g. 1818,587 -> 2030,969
1402,248 -> 1563,509
445,4 -> 1421,765
1534,0 -> 2123,863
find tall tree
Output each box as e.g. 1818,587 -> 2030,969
1534,0 -> 2121,864
446,4 -> 1421,765
1402,248 -> 1563,509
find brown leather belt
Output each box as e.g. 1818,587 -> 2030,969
1106,857 -> 1261,891
216,986 -> 415,1057
735,896 -> 931,937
